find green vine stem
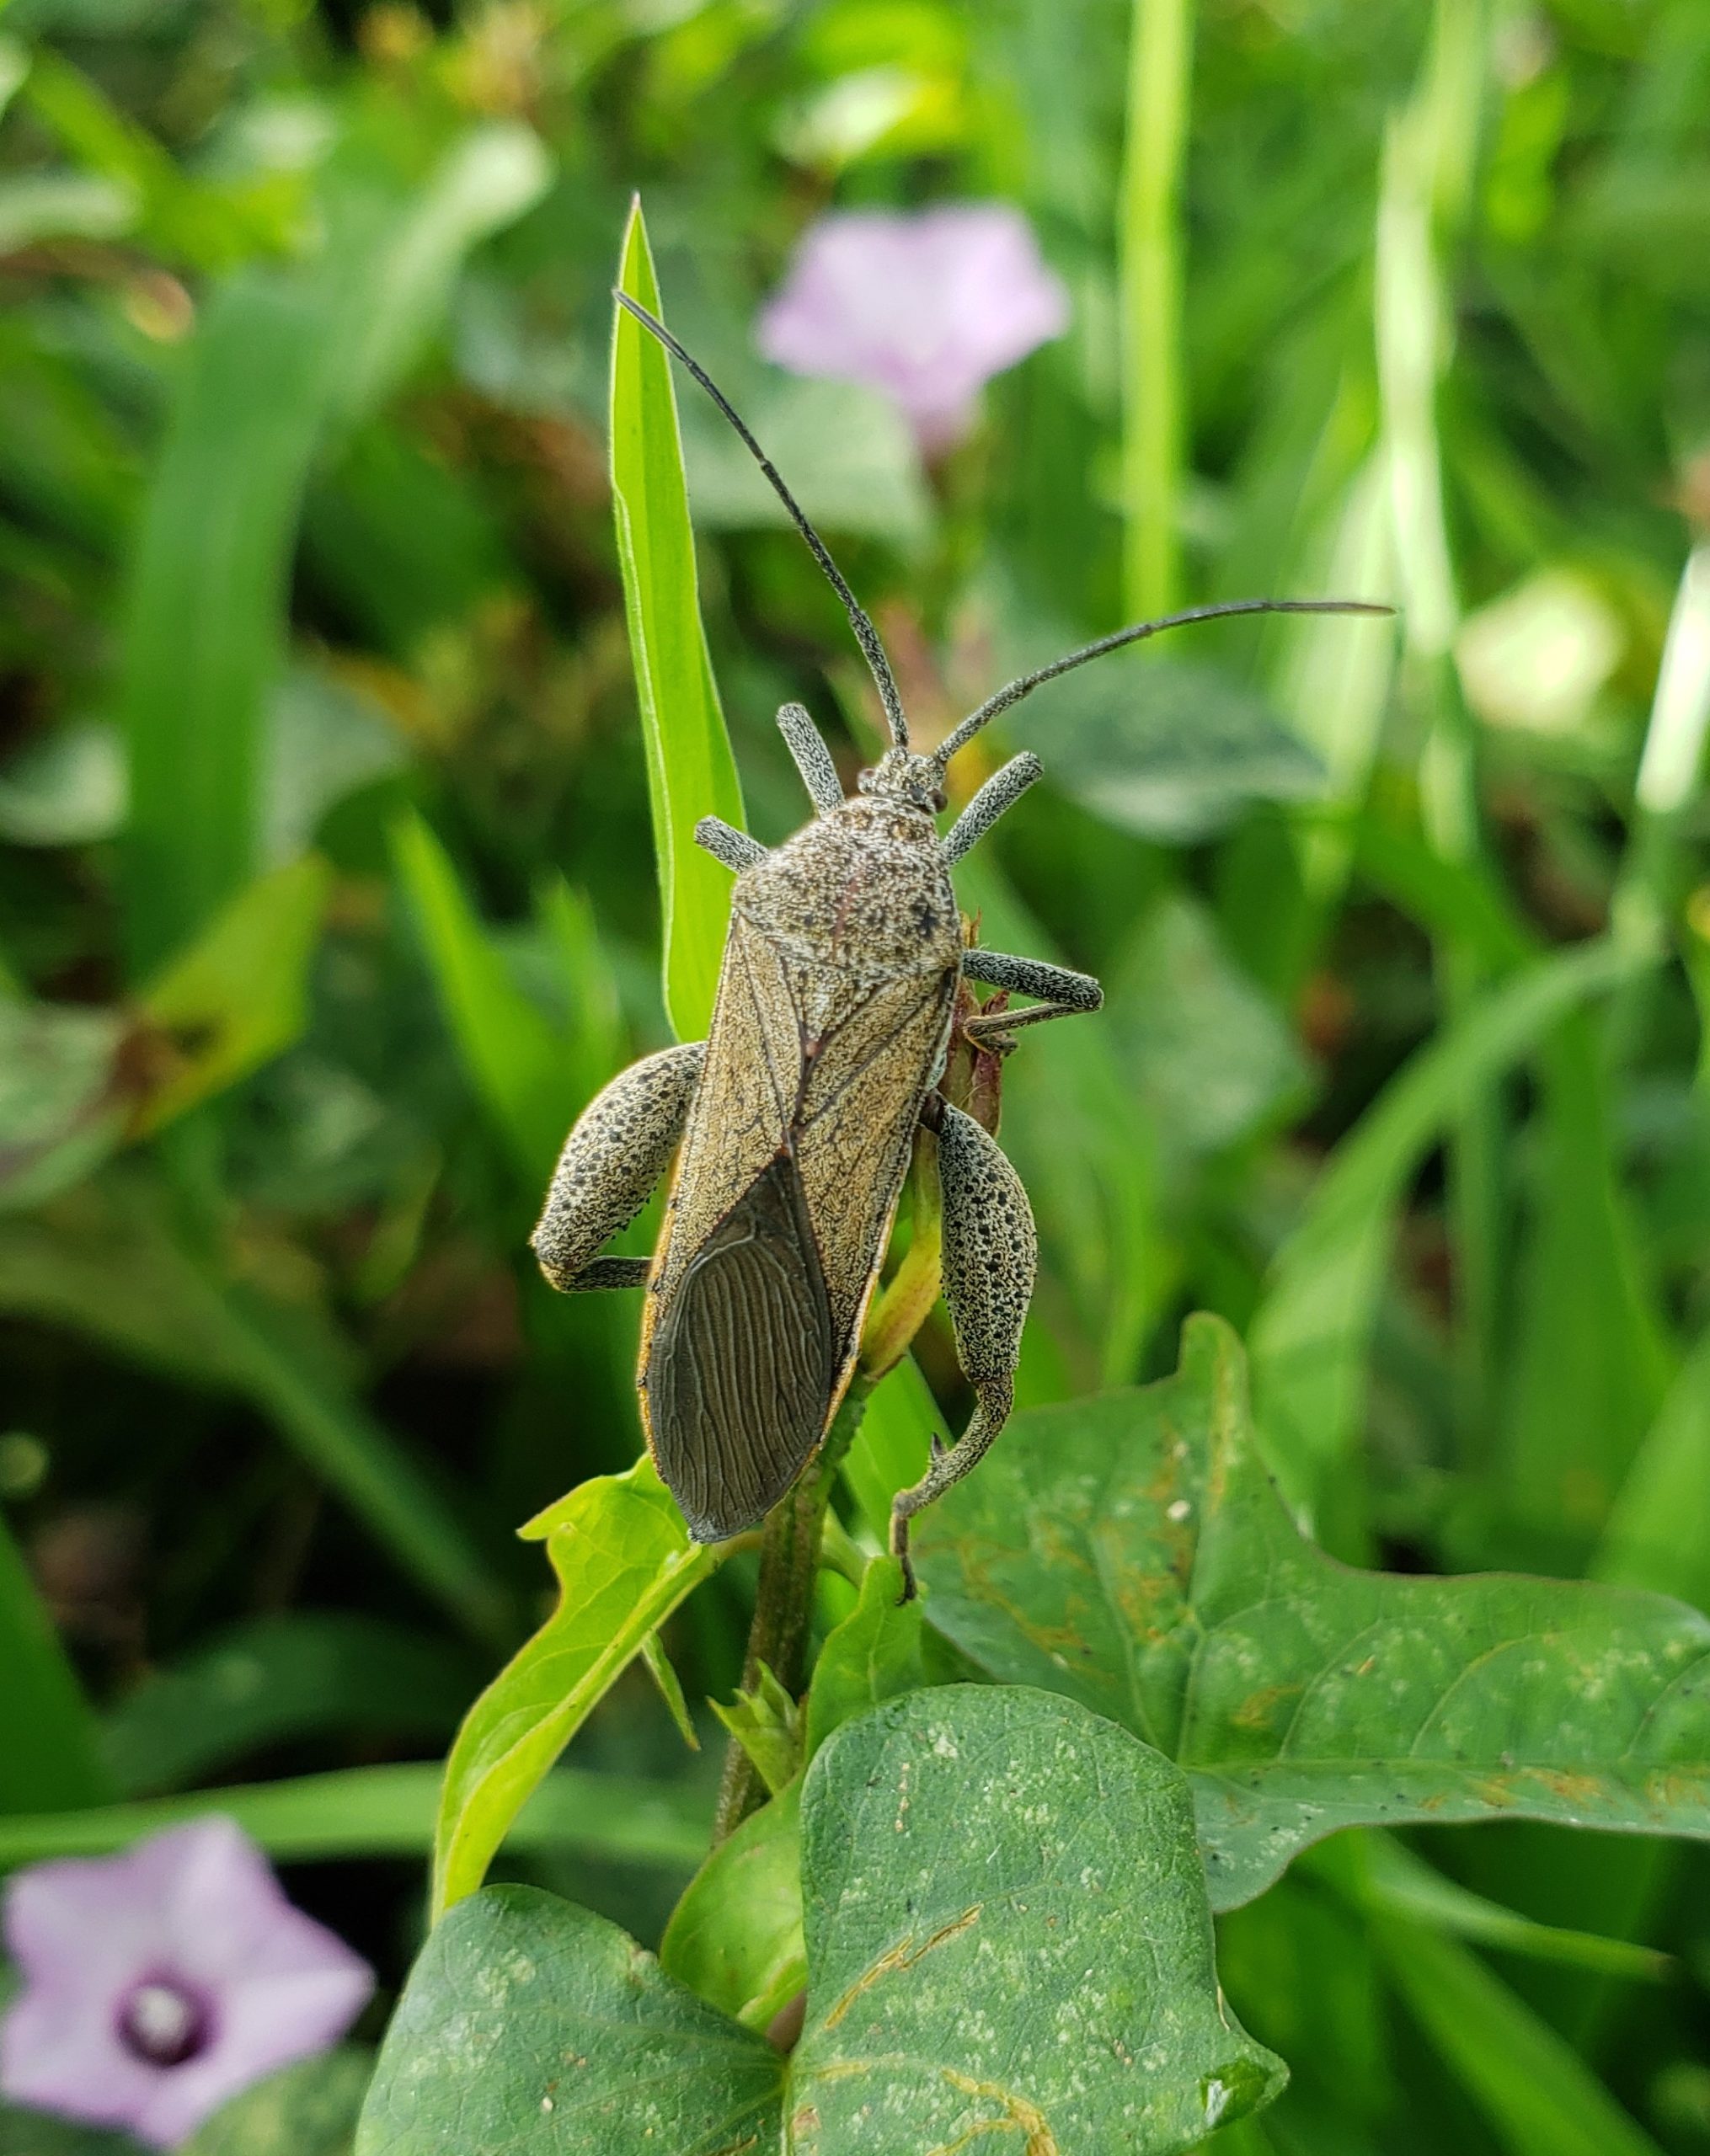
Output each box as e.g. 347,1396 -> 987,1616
711,1374 -> 874,1842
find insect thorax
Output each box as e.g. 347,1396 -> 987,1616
733,797 -> 960,1009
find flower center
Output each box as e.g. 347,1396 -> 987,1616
115,1977 -> 212,2068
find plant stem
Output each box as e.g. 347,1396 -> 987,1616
1120,0 -> 1194,621
711,1378 -> 872,1842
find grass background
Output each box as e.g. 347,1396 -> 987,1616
1,0 -> 1708,2149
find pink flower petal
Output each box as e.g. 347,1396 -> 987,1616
757,203 -> 1069,451
1,1818 -> 372,2150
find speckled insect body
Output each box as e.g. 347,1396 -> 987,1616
531,296 -> 1383,1590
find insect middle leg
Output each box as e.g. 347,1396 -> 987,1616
532,1042 -> 705,1291
959,947 -> 1103,1043
890,1099 -> 1038,1598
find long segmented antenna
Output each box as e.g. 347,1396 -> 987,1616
614,290 -> 911,750
932,597 -> 1394,770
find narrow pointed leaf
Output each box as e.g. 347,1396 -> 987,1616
610,200 -> 744,1041
431,1457 -> 723,1920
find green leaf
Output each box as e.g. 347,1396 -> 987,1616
610,199 -> 745,1042
119,268 -> 339,975
916,1313 -> 1710,1909
101,1613 -> 480,1797
131,856 -> 334,1137
0,1505 -> 113,1813
0,718 -> 125,846
357,1886 -> 783,2156
361,1688 -> 1283,2155
659,1556 -> 949,2033
680,374 -> 929,547
803,1552 -> 954,1754
660,1779 -> 806,2031
0,1764 -> 706,1872
709,1662 -> 802,1800
431,1456 -> 724,1921
0,860 -> 329,1202
182,2051 -> 372,2156
1248,931 -> 1657,1529
791,1686 -> 1284,2149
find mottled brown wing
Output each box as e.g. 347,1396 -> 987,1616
642,1151 -> 836,1542
652,913 -> 799,1315
794,963 -> 958,1351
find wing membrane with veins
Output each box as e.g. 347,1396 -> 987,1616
640,800 -> 960,1541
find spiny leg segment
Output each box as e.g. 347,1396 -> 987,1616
532,1042 -> 705,1291
890,1099 -> 1038,1598
959,946 -> 1103,1044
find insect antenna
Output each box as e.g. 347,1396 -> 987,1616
614,290 -> 911,749
931,597 -> 1393,770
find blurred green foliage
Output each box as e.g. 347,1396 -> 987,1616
2,0 -> 1709,2149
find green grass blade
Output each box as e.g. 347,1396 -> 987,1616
0,1508 -> 113,1812
0,1175 -> 509,1646
120,269 -> 332,975
1354,1838 -> 1671,1983
120,128 -> 550,977
1248,932 -> 1659,1532
101,1612 -> 479,1797
0,1764 -> 706,1871
131,856 -> 333,1137
610,199 -> 745,1042
1595,1327 -> 1710,1609
432,1455 -> 725,1921
391,811 -> 574,1182
1120,0 -> 1193,618
1373,1919 -> 1666,2156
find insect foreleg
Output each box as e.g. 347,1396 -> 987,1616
694,818 -> 767,873
532,1042 -> 705,1291
890,1102 -> 1037,1598
941,752 -> 1042,865
777,702 -> 845,814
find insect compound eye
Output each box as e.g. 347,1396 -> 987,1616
929,787 -> 947,813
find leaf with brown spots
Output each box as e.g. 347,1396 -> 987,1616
914,1314 -> 1710,1908
359,1688 -> 1283,2155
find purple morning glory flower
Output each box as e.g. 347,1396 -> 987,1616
756,203 -> 1070,452
1,1818 -> 372,2149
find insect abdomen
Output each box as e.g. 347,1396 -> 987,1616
642,1150 -> 836,1542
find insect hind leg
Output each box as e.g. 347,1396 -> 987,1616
532,1042 -> 704,1290
890,1102 -> 1036,1598
959,947 -> 1103,1046
778,702 -> 845,814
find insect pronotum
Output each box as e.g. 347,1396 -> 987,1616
532,288 -> 1387,1595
